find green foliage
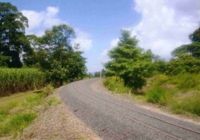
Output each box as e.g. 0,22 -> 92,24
105,31 -> 153,90
146,87 -> 172,105
153,60 -> 168,74
26,25 -> 86,86
167,55 -> 200,75
171,92 -> 200,116
0,68 -> 45,95
0,87 -> 56,137
0,2 -> 32,68
0,2 -> 86,86
145,74 -> 200,116
173,42 -> 200,58
104,73 -> 200,116
169,26 -> 200,75
189,27 -> 200,42
173,26 -> 200,58
0,113 -> 36,136
169,73 -> 200,91
104,77 -> 130,94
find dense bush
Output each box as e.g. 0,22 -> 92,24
0,68 -> 45,95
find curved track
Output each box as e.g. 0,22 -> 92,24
59,78 -> 200,140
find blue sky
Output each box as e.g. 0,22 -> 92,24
1,0 -> 200,72
2,0 -> 140,72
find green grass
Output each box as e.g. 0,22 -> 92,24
104,76 -> 131,94
104,74 -> 200,117
0,68 -> 45,96
170,92 -> 200,116
169,73 -> 200,91
146,87 -> 170,105
0,85 -> 56,138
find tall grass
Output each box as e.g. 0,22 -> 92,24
104,73 -> 200,116
0,86 -> 56,138
0,68 -> 45,96
145,73 -> 200,116
104,76 -> 131,94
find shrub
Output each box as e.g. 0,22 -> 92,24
0,68 -> 45,96
104,76 -> 130,94
146,87 -> 171,105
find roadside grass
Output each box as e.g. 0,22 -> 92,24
104,74 -> 200,117
0,85 -> 59,138
104,76 -> 130,94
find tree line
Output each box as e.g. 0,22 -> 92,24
0,2 -> 86,86
105,27 -> 200,91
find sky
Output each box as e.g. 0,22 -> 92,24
1,0 -> 200,72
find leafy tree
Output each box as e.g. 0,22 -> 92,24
170,26 -> 200,74
25,35 -> 49,68
189,27 -> 200,42
39,24 -> 86,85
0,2 -> 32,67
105,31 -> 153,90
153,59 -> 168,74
66,51 -> 86,81
167,55 -> 200,75
173,42 -> 200,58
42,24 -> 75,51
173,26 -> 200,58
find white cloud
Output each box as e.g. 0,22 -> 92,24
131,0 -> 200,59
22,7 -> 92,52
102,0 -> 200,63
101,38 -> 119,63
22,6 -> 63,36
73,30 -> 93,52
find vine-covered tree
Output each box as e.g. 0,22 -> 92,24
0,2 -> 32,67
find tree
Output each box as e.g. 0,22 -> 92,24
173,26 -> 200,58
40,24 -> 86,85
173,42 -> 200,58
0,2 -> 32,67
190,27 -> 200,42
105,31 -> 153,90
167,55 -> 200,75
42,24 -> 75,51
170,26 -> 200,74
24,35 -> 49,68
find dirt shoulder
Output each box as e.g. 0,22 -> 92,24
20,94 -> 100,140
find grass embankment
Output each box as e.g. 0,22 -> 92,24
0,85 -> 59,139
0,68 -> 45,96
104,74 -> 200,117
